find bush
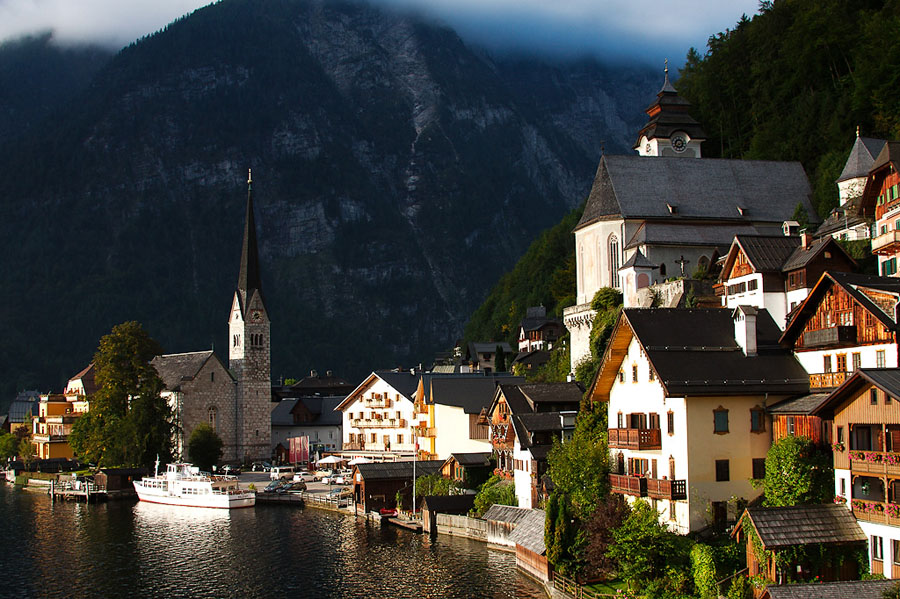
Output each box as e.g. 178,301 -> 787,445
472,475 -> 516,516
727,575 -> 751,599
691,544 -> 718,599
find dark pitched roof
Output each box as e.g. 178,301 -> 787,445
576,155 -> 815,231
812,369 -> 900,419
288,371 -> 353,395
837,136 -> 887,182
355,460 -> 443,481
372,371 -> 419,399
468,342 -> 514,357
869,140 -> 900,175
619,248 -> 658,270
518,383 -> 584,407
516,413 -> 565,434
815,197 -> 871,237
621,308 -> 809,396
448,452 -> 493,467
236,177 -> 264,313
7,390 -> 40,423
511,350 -> 550,367
626,221 -> 761,250
483,504 -> 532,524
733,235 -> 801,273
428,377 -> 508,414
270,398 -> 297,426
781,236 -> 855,272
68,363 -> 98,395
765,580 -> 897,599
151,351 -> 230,391
507,508 -> 547,554
740,504 -> 866,549
633,71 -> 706,148
767,393 -> 831,415
271,396 -> 344,427
420,494 -> 476,514
520,316 -> 562,333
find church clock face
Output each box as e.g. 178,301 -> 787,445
251,310 -> 262,321
670,132 -> 688,153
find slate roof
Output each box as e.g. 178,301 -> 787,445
619,248 -> 658,270
868,140 -> 900,175
483,504 -> 533,525
815,197 -> 871,237
271,396 -> 343,427
288,371 -> 353,395
507,509 -> 547,555
374,371 -> 420,399
576,155 -> 816,232
734,235 -> 801,273
837,136 -> 887,182
767,393 -> 831,415
626,221 -> 762,251
764,580 -> 897,599
812,369 -> 900,419
420,494 -> 476,514
515,413 -> 565,433
236,182 -> 264,313
740,504 -> 866,549
616,308 -> 809,396
7,390 -> 40,423
781,236 -> 854,272
426,377 -> 512,414
518,383 -> 584,407
511,350 -> 550,367
449,452 -> 493,467
271,398 -> 297,426
151,351 -> 231,391
355,460 -> 443,481
468,342 -> 514,357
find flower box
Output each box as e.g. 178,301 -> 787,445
832,442 -> 845,452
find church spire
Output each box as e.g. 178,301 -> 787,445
237,168 -> 263,311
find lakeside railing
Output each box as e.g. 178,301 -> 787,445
552,573 -> 619,599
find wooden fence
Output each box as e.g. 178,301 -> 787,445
552,573 -> 619,599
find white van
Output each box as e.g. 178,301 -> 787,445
270,465 -> 296,480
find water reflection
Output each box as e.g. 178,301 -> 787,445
0,486 -> 545,599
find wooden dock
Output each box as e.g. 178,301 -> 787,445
49,480 -> 107,503
255,493 -> 305,506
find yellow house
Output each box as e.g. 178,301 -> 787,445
589,306 -> 809,533
32,394 -> 79,460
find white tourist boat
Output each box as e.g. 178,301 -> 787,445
133,461 -> 255,509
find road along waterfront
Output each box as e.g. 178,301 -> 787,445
0,481 -> 546,599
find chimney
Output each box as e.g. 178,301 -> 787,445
733,306 -> 758,357
800,230 -> 810,249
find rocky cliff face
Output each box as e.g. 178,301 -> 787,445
0,0 -> 655,393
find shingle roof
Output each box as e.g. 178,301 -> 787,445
271,396 -> 344,427
620,248 -> 658,270
516,413 -> 565,433
508,509 -> 547,554
742,504 -> 866,549
420,494 -> 476,514
270,398 -> 297,426
468,342 -> 514,357
765,580 -> 897,599
868,140 -> 900,176
518,383 -> 584,407
767,393 -> 831,415
428,377 -> 508,414
355,460 -> 443,481
151,351 -> 227,391
623,308 -> 809,396
781,236 -> 854,272
577,155 -> 815,231
483,504 -> 532,524
68,363 -> 98,395
511,350 -> 550,367
373,371 -> 420,399
815,197 -> 871,237
735,235 -> 801,273
449,452 -> 493,467
837,136 -> 887,182
626,221 -> 762,250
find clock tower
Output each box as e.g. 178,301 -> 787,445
228,170 -> 271,462
634,61 -> 706,158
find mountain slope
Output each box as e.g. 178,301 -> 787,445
0,0 -> 655,395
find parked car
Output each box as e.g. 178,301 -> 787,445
222,464 -> 242,475
293,471 -> 315,483
251,461 -> 272,472
270,465 -> 296,480
263,480 -> 287,493
276,481 -> 306,494
314,469 -> 334,480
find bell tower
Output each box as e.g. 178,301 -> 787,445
228,169 -> 271,462
634,60 -> 706,158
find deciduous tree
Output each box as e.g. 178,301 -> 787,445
187,423 -> 223,472
759,436 -> 833,506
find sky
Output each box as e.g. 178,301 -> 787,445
0,0 -> 762,64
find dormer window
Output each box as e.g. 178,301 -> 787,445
667,203 -> 678,214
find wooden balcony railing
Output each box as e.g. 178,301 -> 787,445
608,428 -> 662,450
413,425 -> 436,438
872,230 -> 900,255
802,326 -> 856,349
349,418 -> 407,429
646,477 -> 687,501
851,499 -> 900,526
609,473 -> 647,497
809,371 -> 851,389
848,450 -> 900,476
364,397 -> 393,408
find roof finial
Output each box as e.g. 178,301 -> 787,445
856,125 -> 860,138
247,168 -> 253,189
665,58 -> 668,76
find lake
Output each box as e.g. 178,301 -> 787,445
0,484 -> 546,599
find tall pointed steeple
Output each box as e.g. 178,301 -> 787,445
237,168 -> 263,312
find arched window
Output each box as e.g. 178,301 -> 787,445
660,262 -> 667,277
609,235 -> 620,288
208,407 -> 218,432
579,244 -> 585,296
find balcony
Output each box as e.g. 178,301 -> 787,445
646,478 -> 687,501
349,418 -> 407,429
851,499 -> 900,526
413,425 -> 436,438
809,371 -> 851,390
872,229 -> 900,255
363,397 -> 393,408
343,442 -> 364,450
802,326 -> 857,349
848,450 -> 900,477
608,428 -> 662,450
32,434 -> 68,443
609,473 -> 647,497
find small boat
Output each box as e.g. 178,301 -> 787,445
133,461 -> 255,509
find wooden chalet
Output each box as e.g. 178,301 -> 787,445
351,460 -> 443,514
766,392 -> 831,445
440,452 -> 492,489
780,271 -> 900,391
733,504 -> 866,595
812,368 -> 900,576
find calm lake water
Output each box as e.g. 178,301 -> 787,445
0,484 -> 546,599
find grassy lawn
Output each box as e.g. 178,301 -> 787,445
586,579 -> 627,594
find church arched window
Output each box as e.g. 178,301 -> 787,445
208,407 -> 218,432
609,235 -> 620,288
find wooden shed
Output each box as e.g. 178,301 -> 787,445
733,504 -> 866,596
420,494 -> 476,535
352,461 -> 443,514
508,508 -> 550,582
94,468 -> 147,493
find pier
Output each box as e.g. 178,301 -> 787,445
49,479 -> 107,503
